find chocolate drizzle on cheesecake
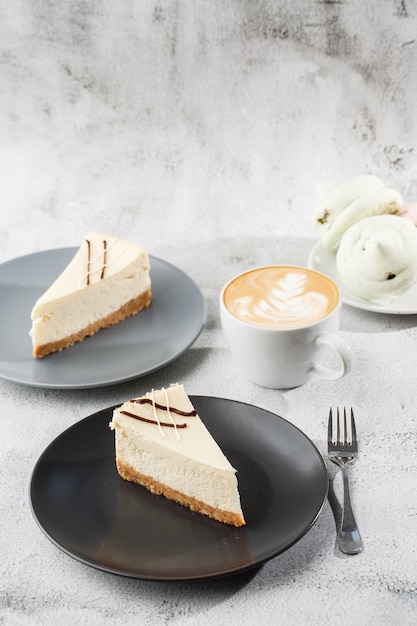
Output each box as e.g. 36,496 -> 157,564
100,239 -> 107,279
84,238 -> 110,286
120,410 -> 187,429
86,239 -> 91,286
132,397 -> 197,417
121,392 -> 197,439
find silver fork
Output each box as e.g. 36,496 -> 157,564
327,407 -> 363,555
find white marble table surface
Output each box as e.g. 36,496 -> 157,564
1,2 -> 417,625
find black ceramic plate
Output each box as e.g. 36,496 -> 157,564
29,397 -> 328,581
0,248 -> 206,388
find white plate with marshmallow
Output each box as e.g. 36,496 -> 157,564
309,241 -> 417,315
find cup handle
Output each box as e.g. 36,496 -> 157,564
309,332 -> 354,380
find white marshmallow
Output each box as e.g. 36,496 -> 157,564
336,214 -> 417,301
315,175 -> 403,251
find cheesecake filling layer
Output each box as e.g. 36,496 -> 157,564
109,385 -> 245,527
31,266 -> 150,344
30,232 -> 151,356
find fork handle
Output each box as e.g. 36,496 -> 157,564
339,465 -> 363,554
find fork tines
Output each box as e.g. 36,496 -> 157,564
328,407 -> 357,447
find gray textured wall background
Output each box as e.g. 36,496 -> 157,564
1,0 -> 417,255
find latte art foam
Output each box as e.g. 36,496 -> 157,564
223,267 -> 339,328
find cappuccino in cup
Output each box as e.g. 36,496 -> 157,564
223,266 -> 339,329
220,266 -> 353,389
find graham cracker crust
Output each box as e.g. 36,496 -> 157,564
116,458 -> 246,527
33,289 -> 152,358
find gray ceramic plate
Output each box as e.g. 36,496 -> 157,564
29,396 -> 329,581
0,248 -> 206,388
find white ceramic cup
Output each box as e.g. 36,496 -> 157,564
220,265 -> 353,389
